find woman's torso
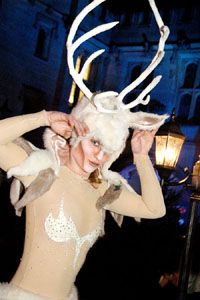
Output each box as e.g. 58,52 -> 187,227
11,166 -> 106,300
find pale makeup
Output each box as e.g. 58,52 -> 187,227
65,138 -> 110,177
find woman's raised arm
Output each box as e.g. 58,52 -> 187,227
104,129 -> 166,219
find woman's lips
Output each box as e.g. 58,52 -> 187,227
89,161 -> 99,167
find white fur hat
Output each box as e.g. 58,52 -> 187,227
71,94 -> 168,186
66,0 -> 170,186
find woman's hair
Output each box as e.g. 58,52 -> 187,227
88,169 -> 102,188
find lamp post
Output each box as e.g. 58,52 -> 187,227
177,156 -> 200,300
154,108 -> 187,297
155,109 -> 187,186
154,109 -> 200,300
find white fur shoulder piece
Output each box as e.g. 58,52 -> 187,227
7,129 -> 65,179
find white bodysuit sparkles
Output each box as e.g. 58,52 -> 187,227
44,199 -> 102,269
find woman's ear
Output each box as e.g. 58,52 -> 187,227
43,128 -> 67,151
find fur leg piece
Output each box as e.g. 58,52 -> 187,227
7,149 -> 54,178
67,285 -> 79,300
14,168 -> 56,216
14,137 -> 37,154
96,184 -> 122,210
10,178 -> 22,206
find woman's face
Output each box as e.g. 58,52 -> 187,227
69,138 -> 111,176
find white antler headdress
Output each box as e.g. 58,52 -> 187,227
67,0 -> 170,185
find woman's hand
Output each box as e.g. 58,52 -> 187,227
45,111 -> 89,139
131,129 -> 157,155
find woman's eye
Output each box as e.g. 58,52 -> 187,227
91,139 -> 100,147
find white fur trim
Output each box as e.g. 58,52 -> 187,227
7,150 -> 57,178
0,283 -> 47,300
7,129 -> 63,179
0,283 -> 78,300
68,285 -> 79,300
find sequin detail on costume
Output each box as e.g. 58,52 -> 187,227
44,200 -> 101,269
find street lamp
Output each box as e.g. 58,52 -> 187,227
154,108 -> 187,297
154,109 -> 200,300
155,109 -> 187,185
178,156 -> 200,300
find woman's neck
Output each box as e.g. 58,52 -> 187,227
64,151 -> 90,179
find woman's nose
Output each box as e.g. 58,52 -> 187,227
96,149 -> 104,161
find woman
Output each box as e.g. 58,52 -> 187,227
0,0 -> 169,297
0,97 -> 166,299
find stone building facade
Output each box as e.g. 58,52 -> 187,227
0,0 -> 200,172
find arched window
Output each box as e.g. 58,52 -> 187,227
177,94 -> 192,121
162,8 -> 170,24
130,65 -> 142,83
68,55 -> 92,106
182,63 -> 197,88
142,71 -> 154,89
138,8 -> 150,25
192,95 -> 200,123
146,99 -> 166,114
123,92 -> 138,111
181,6 -> 192,23
35,28 -> 50,60
122,12 -> 132,26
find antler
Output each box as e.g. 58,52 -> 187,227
66,0 -> 119,100
67,0 -> 169,113
118,0 -> 170,109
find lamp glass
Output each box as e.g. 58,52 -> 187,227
192,156 -> 200,192
155,133 -> 185,169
